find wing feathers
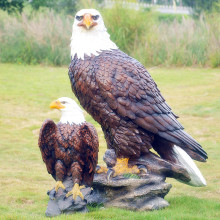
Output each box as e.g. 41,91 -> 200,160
158,130 -> 207,161
72,49 -> 207,162
38,119 -> 58,175
100,50 -> 207,162
80,123 -> 99,186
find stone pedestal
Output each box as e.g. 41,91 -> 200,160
45,177 -> 92,217
86,149 -> 190,211
45,149 -> 191,216
88,173 -> 172,211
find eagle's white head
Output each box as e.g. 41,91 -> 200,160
50,97 -> 85,125
70,9 -> 118,60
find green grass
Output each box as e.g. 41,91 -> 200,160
0,64 -> 220,219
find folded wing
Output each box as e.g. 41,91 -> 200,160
38,119 -> 58,179
80,122 -> 99,186
95,50 -> 207,162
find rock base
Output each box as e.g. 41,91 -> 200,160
45,177 -> 92,217
45,148 -> 188,216
88,173 -> 172,211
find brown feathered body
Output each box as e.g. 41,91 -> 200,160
68,49 -> 207,162
38,120 -> 99,186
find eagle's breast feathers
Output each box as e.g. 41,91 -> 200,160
38,119 -> 99,186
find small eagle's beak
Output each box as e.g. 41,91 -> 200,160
50,100 -> 65,110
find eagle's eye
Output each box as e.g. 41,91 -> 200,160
61,101 -> 67,104
92,15 -> 99,20
76,15 -> 83,21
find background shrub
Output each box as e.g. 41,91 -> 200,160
0,5 -> 219,67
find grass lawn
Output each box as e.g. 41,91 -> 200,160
0,63 -> 220,219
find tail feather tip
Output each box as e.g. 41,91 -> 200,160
173,145 -> 207,187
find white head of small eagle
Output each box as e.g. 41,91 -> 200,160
70,9 -> 118,60
50,97 -> 85,125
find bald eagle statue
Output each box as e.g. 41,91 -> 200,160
68,9 -> 208,186
38,97 -> 99,200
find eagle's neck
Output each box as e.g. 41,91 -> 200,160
60,111 -> 85,125
70,28 -> 118,60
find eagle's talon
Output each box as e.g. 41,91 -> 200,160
107,168 -> 115,181
96,165 -> 101,172
138,165 -> 148,174
54,181 -> 65,193
66,183 -> 85,200
96,165 -> 108,174
107,158 -> 140,177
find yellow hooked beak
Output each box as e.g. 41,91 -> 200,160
50,100 -> 65,110
83,13 -> 93,29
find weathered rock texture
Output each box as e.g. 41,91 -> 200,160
103,149 -> 190,183
45,149 -> 191,215
87,149 -> 191,211
45,176 -> 92,217
88,173 -> 172,211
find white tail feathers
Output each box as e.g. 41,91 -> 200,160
173,145 -> 207,187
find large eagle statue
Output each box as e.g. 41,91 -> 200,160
38,97 -> 99,200
68,9 -> 208,186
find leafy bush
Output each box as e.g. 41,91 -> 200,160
0,11 -> 71,65
157,13 -> 187,23
0,6 -> 219,67
101,7 -> 156,56
102,6 -> 220,67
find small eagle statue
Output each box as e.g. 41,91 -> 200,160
38,97 -> 99,200
68,9 -> 208,186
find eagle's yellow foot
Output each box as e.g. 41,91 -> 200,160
55,181 -> 65,192
107,158 -> 147,180
112,158 -> 140,176
96,165 -> 108,174
66,183 -> 85,200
